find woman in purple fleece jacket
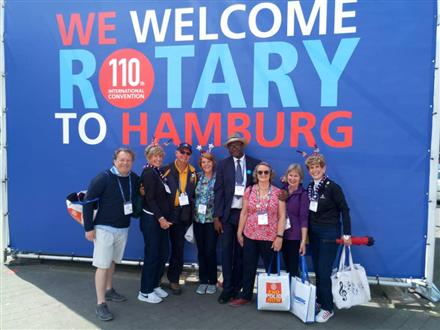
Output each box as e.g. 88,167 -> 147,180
282,164 -> 309,277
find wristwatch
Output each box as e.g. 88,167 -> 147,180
276,234 -> 284,239
343,235 -> 351,240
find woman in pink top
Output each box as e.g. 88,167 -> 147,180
229,162 -> 286,306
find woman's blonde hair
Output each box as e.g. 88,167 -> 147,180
145,145 -> 165,159
305,154 -> 326,169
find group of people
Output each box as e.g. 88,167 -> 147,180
83,133 -> 352,324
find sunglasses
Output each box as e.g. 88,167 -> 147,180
257,170 -> 270,175
179,150 -> 192,156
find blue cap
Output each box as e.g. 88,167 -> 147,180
177,142 -> 192,153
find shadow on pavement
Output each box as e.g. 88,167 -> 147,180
2,249 -> 440,330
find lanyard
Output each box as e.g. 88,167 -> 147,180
198,174 -> 213,204
116,175 -> 132,203
177,167 -> 190,194
256,185 -> 272,213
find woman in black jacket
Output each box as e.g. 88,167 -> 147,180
138,144 -> 173,304
305,151 -> 351,323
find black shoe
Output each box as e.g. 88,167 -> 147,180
96,303 -> 113,321
217,291 -> 232,304
169,282 -> 182,295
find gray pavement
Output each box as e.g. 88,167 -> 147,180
1,209 -> 440,329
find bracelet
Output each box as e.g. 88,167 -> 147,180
276,234 -> 284,239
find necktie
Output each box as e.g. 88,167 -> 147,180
236,159 -> 244,185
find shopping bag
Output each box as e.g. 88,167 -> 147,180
331,246 -> 371,309
66,191 -> 98,226
257,252 -> 290,311
290,256 -> 316,323
184,224 -> 196,244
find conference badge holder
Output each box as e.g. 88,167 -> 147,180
234,185 -> 245,197
124,201 -> 133,215
179,192 -> 189,206
309,200 -> 318,212
198,203 -> 207,215
258,212 -> 269,225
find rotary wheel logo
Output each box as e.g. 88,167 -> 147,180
99,48 -> 155,109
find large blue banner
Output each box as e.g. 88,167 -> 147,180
5,0 -> 437,278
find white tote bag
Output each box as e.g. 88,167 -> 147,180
331,246 -> 371,309
184,224 -> 196,244
290,256 -> 316,323
257,252 -> 290,311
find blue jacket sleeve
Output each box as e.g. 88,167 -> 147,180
142,169 -> 164,221
332,183 -> 351,235
299,190 -> 310,230
83,172 -> 108,232
213,161 -> 225,219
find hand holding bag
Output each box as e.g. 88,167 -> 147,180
290,256 -> 316,323
331,246 -> 371,309
257,252 -> 290,311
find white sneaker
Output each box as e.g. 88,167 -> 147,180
196,284 -> 208,295
154,287 -> 169,298
206,285 -> 217,294
137,291 -> 162,304
315,309 -> 334,323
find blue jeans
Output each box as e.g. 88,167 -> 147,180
139,213 -> 169,294
308,224 -> 339,312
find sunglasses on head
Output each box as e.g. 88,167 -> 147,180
179,150 -> 191,156
257,170 -> 270,175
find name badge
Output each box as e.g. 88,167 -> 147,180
163,183 -> 171,194
198,204 -> 207,215
124,202 -> 133,215
258,213 -> 269,225
285,217 -> 291,230
234,185 -> 245,196
309,200 -> 318,212
179,193 -> 189,206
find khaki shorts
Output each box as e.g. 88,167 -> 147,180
92,228 -> 128,269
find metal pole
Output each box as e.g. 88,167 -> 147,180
10,252 -> 425,289
0,0 -> 8,264
423,0 -> 440,302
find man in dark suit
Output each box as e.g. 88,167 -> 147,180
214,133 -> 260,304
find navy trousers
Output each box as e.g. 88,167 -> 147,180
240,237 -> 274,301
220,209 -> 242,295
309,224 -> 339,312
193,222 -> 218,284
167,223 -> 188,283
281,239 -> 301,277
139,213 -> 169,294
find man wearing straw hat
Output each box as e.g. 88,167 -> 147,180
214,133 -> 260,304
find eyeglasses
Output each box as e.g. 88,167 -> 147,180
179,150 -> 192,156
257,170 -> 270,176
